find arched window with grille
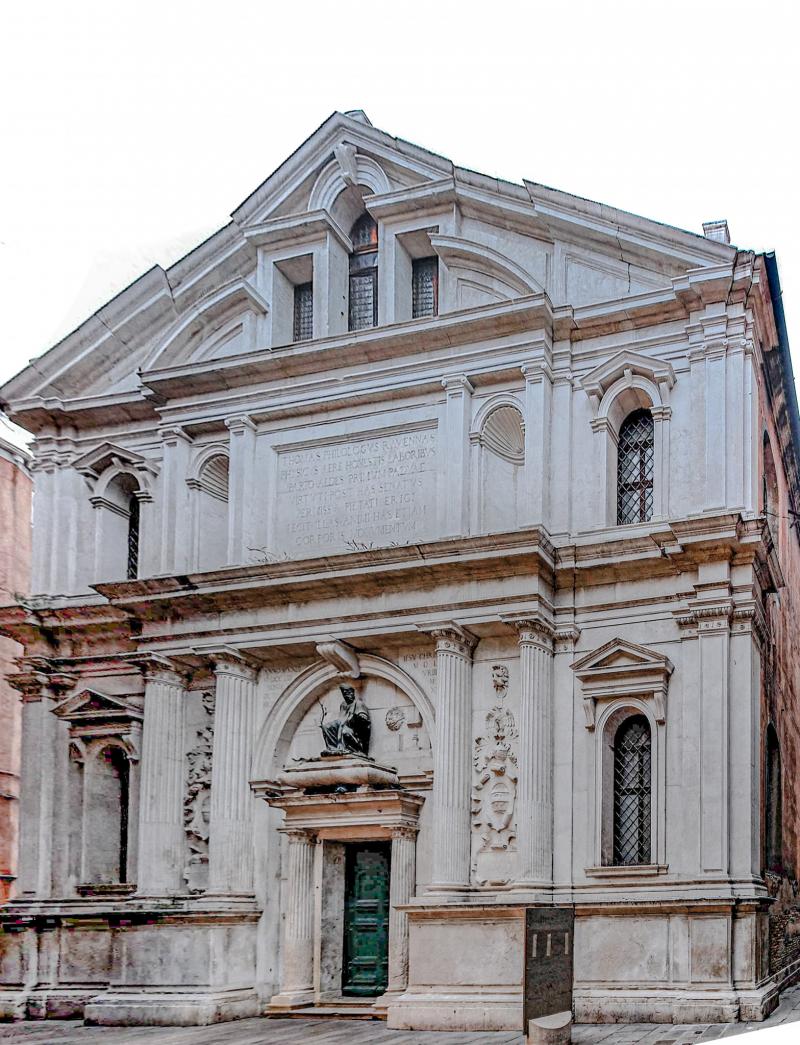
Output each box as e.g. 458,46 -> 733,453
612,714 -> 652,865
616,409 -> 654,524
348,213 -> 378,331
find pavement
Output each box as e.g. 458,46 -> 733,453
0,985 -> 799,1045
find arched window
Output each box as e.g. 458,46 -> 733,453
616,409 -> 654,525
126,492 -> 140,579
83,745 -> 130,885
766,723 -> 783,873
348,213 -> 378,331
613,714 -> 652,865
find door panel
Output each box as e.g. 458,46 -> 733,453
342,842 -> 390,996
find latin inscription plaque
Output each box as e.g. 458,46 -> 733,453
276,427 -> 437,557
523,906 -> 574,1028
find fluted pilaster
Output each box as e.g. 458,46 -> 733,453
387,826 -> 417,993
515,618 -> 555,886
136,660 -> 186,894
272,829 -> 316,1007
429,625 -> 475,889
208,653 -> 258,894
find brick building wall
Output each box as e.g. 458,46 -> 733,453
0,432 -> 31,899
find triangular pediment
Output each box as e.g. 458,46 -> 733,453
72,442 -> 147,479
581,350 -> 676,402
0,111 -> 742,429
53,688 -> 143,723
572,638 -> 673,679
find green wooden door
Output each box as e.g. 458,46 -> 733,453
342,842 -> 390,996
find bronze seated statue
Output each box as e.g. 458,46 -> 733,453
320,684 -> 371,757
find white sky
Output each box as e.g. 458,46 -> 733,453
1,0 -> 798,392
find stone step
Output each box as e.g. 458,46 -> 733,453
267,1000 -> 386,1021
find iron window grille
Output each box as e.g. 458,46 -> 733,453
412,257 -> 438,318
126,494 -> 140,580
293,281 -> 313,341
616,408 -> 654,524
612,715 -> 652,865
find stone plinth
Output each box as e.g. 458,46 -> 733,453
277,755 -> 399,792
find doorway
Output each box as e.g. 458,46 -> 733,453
342,841 -> 391,996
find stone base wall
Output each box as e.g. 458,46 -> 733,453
0,909 -> 259,1025
573,903 -> 777,1024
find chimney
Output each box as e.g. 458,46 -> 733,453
702,219 -> 731,244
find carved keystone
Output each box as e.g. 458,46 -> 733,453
316,638 -> 361,678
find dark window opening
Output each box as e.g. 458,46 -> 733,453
613,714 -> 652,865
412,257 -> 439,318
293,281 -> 313,342
126,494 -> 140,580
766,724 -> 783,873
617,409 -> 654,524
349,214 -> 378,332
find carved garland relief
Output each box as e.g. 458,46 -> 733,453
184,691 -> 214,892
472,664 -> 518,886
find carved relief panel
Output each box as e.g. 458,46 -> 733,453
472,662 -> 519,886
183,690 -> 214,892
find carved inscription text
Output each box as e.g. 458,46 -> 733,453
277,428 -> 437,556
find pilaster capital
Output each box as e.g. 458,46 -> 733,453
441,374 -> 473,396
520,359 -> 554,385
225,414 -> 257,435
283,828 -> 317,845
8,660 -> 76,702
418,622 -> 477,659
200,645 -> 259,682
135,654 -> 188,687
390,825 -> 418,842
502,613 -> 555,652
158,425 -> 192,448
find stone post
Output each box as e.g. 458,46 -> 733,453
386,826 -> 417,996
428,625 -> 475,889
513,618 -> 555,887
272,829 -> 316,1008
136,658 -> 187,895
207,652 -> 258,895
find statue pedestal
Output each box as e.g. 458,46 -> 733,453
277,755 -> 399,792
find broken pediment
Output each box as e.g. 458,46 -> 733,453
430,235 -> 544,304
572,638 -> 673,729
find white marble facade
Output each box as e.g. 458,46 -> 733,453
0,110 -> 795,1030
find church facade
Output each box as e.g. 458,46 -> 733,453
1,111 -> 799,1031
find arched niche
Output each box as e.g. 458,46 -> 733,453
187,446 -> 230,571
251,655 -> 434,785
470,397 -> 526,534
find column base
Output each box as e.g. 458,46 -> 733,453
268,988 -> 315,1010
85,987 -> 259,1026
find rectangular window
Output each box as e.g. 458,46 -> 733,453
412,257 -> 438,318
293,281 -> 313,342
348,269 -> 377,331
